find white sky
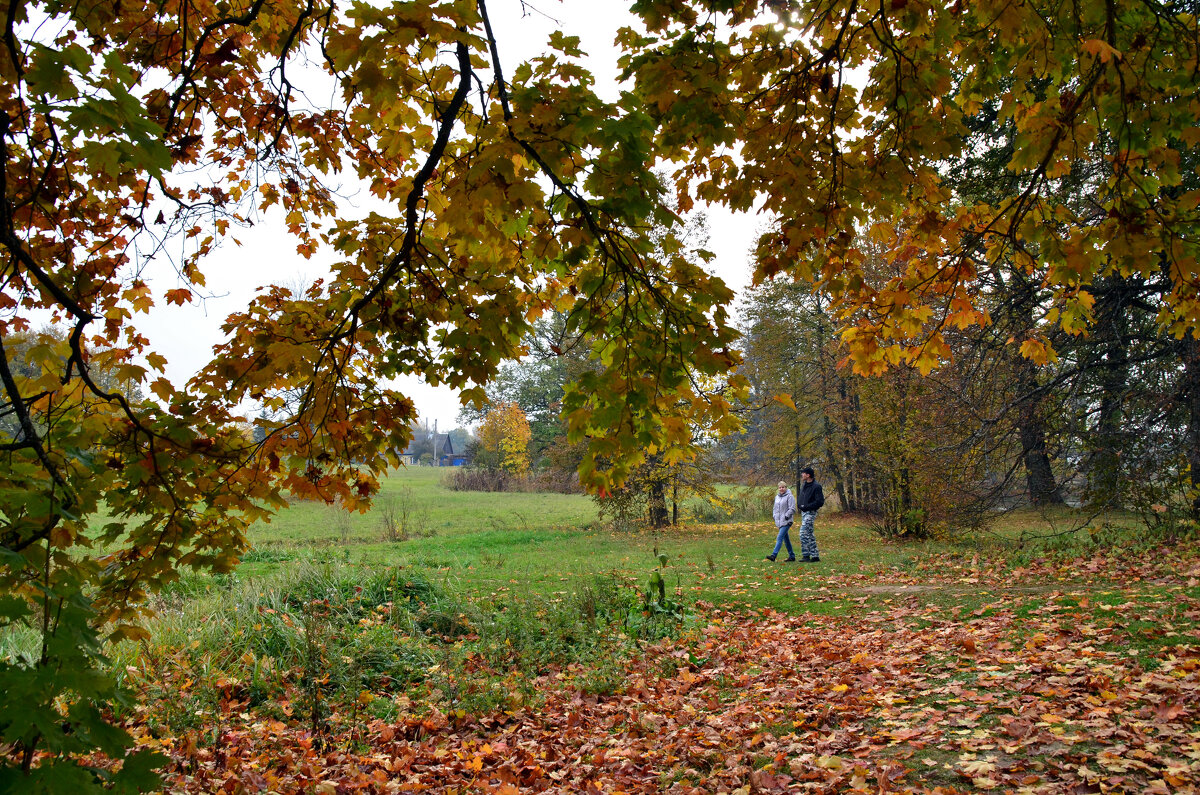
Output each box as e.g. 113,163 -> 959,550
138,0 -> 761,431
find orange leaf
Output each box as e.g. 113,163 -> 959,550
773,393 -> 797,411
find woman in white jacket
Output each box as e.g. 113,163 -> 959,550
765,481 -> 798,562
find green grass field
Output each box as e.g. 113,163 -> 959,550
4,468 -> 1182,668
237,467 -> 599,577
97,469 -> 961,728
144,466 -> 1189,619
224,467 -> 1159,613
7,465 -> 1196,793
224,467 -> 945,611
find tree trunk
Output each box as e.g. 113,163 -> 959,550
890,372 -> 920,533
1088,275 -> 1134,507
1185,336 -> 1200,521
893,465 -> 918,533
839,384 -> 868,512
793,425 -> 802,496
646,456 -> 669,529
1017,365 -> 1065,507
824,442 -> 847,512
671,474 -> 678,526
824,373 -> 852,511
814,297 -> 848,512
1011,274 -> 1065,507
647,485 -> 668,528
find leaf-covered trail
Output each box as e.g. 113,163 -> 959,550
152,551 -> 1200,794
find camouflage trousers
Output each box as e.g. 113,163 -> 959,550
799,511 -> 819,559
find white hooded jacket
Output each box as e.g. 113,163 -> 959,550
773,489 -> 797,527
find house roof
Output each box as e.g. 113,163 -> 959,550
402,432 -> 453,457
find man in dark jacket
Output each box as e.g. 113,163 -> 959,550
796,466 -> 825,562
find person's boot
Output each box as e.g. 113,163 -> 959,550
784,556 -> 797,562
765,554 -> 776,561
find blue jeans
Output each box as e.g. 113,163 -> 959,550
772,522 -> 794,558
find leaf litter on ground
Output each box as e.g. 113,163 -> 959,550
122,539 -> 1200,794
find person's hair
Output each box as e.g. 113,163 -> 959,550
800,467 -> 815,478
777,481 -> 787,488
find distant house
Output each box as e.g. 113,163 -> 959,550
400,432 -> 457,466
432,433 -> 454,466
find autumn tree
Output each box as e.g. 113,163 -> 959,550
474,401 -> 532,477
738,266 -> 1010,537
0,326 -> 145,440
625,0 -> 1200,509
458,311 -> 587,465
461,181 -> 723,519
588,172 -> 723,527
737,276 -> 851,501
940,91 -> 1199,516
940,100 -> 1069,507
0,0 -> 741,785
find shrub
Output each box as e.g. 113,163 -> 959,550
443,467 -> 525,492
379,488 -> 432,541
527,468 -> 581,494
121,557 -> 689,732
595,486 -> 649,532
442,465 -> 582,494
689,487 -> 771,524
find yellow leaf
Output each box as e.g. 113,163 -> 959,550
959,759 -> 996,777
911,347 -> 940,376
149,377 -> 174,401
460,386 -> 487,409
1018,338 -> 1054,364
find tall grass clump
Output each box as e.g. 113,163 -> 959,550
117,565 -> 443,729
117,556 -> 689,731
378,488 -> 433,541
468,572 -> 686,678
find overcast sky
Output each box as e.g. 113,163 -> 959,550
139,0 -> 761,431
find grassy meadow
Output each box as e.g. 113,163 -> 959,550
102,469 -> 1196,715
180,467 -> 969,614
102,469 -> 920,727
8,465 -> 1197,792
202,466 -> 1170,615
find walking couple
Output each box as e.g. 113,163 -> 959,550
765,467 -> 824,563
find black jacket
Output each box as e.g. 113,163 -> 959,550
797,481 -> 825,512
